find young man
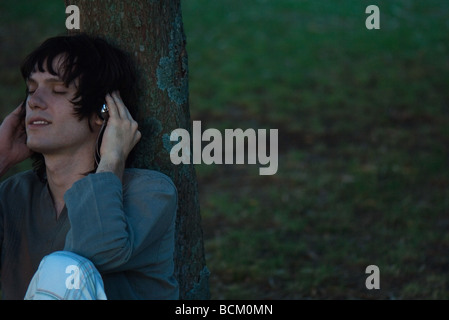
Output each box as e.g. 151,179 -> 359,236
0,34 -> 179,300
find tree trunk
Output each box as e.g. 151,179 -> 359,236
64,0 -> 209,300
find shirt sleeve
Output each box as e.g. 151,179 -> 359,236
63,170 -> 177,273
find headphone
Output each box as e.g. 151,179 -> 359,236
95,103 -> 109,165
99,103 -> 109,121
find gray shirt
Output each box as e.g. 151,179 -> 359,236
0,168 -> 179,300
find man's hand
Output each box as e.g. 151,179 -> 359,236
96,91 -> 141,181
0,104 -> 34,177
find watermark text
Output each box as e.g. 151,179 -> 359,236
169,121 -> 278,175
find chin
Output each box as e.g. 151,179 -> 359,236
26,139 -> 51,154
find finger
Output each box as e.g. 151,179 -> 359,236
131,130 -> 142,149
105,93 -> 120,119
7,103 -> 26,131
111,91 -> 132,120
12,103 -> 24,116
122,105 -> 133,122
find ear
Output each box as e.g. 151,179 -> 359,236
92,113 -> 104,127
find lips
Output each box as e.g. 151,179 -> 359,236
30,120 -> 50,125
27,117 -> 52,127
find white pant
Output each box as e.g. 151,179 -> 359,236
24,251 -> 107,300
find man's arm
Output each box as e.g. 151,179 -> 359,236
64,91 -> 168,272
0,104 -> 33,177
0,157 -> 10,178
63,169 -> 177,272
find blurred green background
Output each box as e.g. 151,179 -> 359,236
1,0 -> 449,299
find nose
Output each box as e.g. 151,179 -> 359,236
27,90 -> 48,111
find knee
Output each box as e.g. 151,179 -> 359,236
40,251 -> 96,276
41,251 -> 97,286
25,251 -> 106,300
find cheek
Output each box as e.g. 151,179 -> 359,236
61,118 -> 91,135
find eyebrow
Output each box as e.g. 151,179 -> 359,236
26,76 -> 65,85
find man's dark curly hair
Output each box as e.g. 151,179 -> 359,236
19,33 -> 140,180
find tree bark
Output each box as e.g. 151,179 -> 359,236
64,0 -> 209,299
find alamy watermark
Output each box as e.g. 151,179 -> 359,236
365,265 -> 380,290
65,5 -> 80,30
365,5 -> 380,30
169,121 -> 279,175
65,265 -> 80,290
66,4 -> 381,31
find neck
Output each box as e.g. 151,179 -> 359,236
44,150 -> 95,218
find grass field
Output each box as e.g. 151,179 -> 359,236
1,0 -> 449,299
